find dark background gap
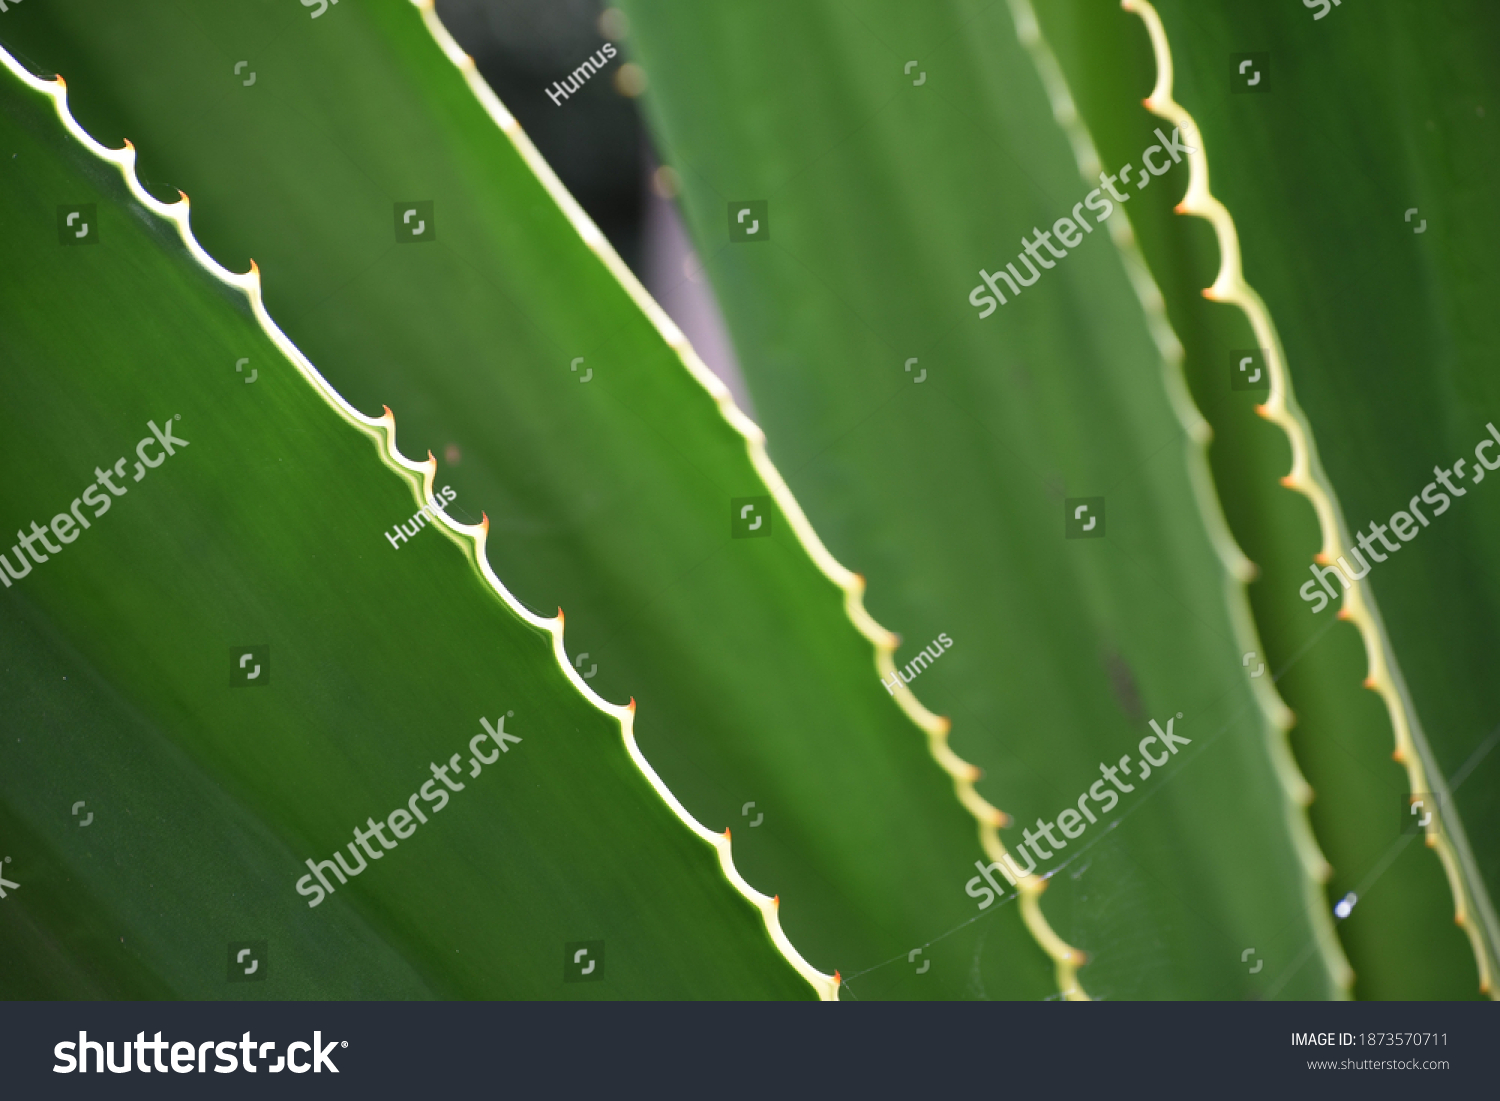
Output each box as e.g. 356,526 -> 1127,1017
434,0 -> 753,411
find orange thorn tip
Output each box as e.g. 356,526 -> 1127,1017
1279,475 -> 1296,487
834,971 -> 842,985
1254,404 -> 1272,419
381,404 -> 394,419
556,607 -> 564,624
123,138 -> 134,151
772,895 -> 780,908
627,697 -> 636,712
55,75 -> 67,89
480,512 -> 490,532
723,827 -> 731,840
249,258 -> 261,275
1201,287 -> 1217,299
1362,676 -> 1377,689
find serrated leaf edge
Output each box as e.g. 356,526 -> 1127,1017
408,0 -> 1089,998
0,41 -> 838,1003
1121,0 -> 1497,997
1009,0 -> 1351,999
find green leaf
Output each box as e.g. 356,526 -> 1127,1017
0,53 -> 819,999
618,0 -> 1351,997
1028,0 -> 1494,997
0,0 -> 1058,998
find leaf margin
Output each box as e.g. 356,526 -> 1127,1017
410,0 -> 1104,999
0,36 -> 840,1002
1121,0 -> 1497,997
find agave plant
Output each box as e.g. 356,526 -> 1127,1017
0,0 -> 1492,1001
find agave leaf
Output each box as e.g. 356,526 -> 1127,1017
618,0 -> 1351,998
0,0 -> 1058,997
0,51 -> 826,999
1028,0 -> 1494,997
